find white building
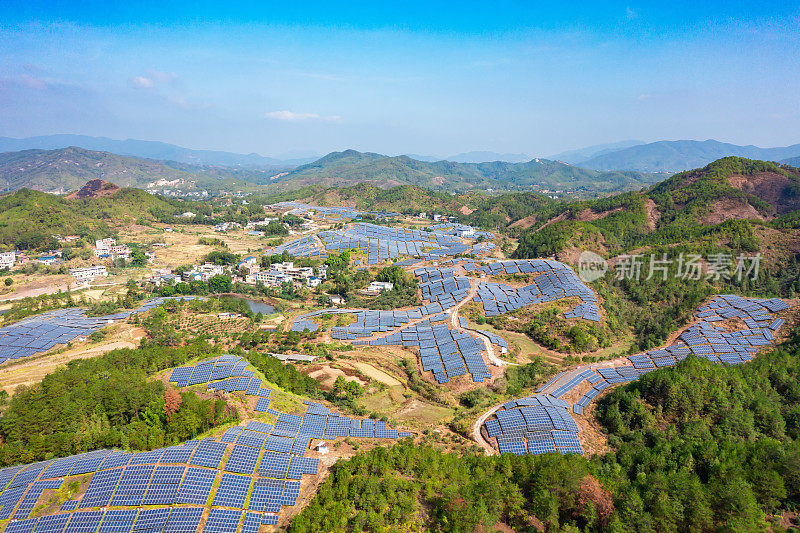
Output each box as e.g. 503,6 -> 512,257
110,245 -> 131,260
0,251 -> 15,270
183,263 -> 225,282
69,265 -> 108,281
256,269 -> 291,287
306,276 -> 322,288
455,226 -> 475,238
94,238 -> 116,257
366,281 -> 394,294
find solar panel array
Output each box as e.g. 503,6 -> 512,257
474,260 -> 600,321
0,297 -> 199,365
168,354 -> 261,390
426,222 -> 494,241
270,234 -> 326,259
485,394 -> 584,455
0,393 -> 414,531
267,217 -> 495,266
489,295 -> 791,454
270,201 -> 400,221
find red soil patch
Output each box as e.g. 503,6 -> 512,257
65,179 -> 120,199
703,197 -> 766,225
728,171 -> 800,215
644,198 -> 660,230
573,206 -> 623,222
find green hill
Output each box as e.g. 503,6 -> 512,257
0,147 -> 265,195
512,157 -> 800,259
0,184 -> 182,249
274,149 -> 661,197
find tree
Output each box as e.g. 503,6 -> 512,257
208,275 -> 232,293
3,278 -> 11,286
130,250 -> 147,266
163,388 -> 182,423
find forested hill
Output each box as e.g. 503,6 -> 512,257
273,149 -> 661,196
0,147 -> 272,194
0,185 -> 182,249
508,157 -> 800,258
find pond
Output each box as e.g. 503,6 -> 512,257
238,298 -> 275,315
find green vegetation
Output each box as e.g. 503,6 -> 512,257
0,187 -> 181,249
347,264 -> 421,310
293,328 -> 800,532
289,441 -> 606,533
594,328 -> 800,531
0,146 -> 259,195
197,236 -> 228,247
277,149 -> 660,195
0,341 -> 234,465
255,220 -> 289,236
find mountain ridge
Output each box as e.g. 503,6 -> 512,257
579,139 -> 800,172
0,134 -> 316,167
275,149 -> 661,196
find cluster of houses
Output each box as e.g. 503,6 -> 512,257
213,222 -> 242,232
0,250 -> 66,270
94,238 -> 132,261
240,259 -> 326,288
419,213 -> 460,223
141,259 -> 327,291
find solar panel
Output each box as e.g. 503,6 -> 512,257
203,509 -> 242,532
213,473 -> 252,508
225,445 -> 261,475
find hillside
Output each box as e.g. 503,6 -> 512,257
0,134 -> 314,167
0,147 -> 267,195
0,184 -> 182,249
273,149 -> 661,196
512,157 -> 800,260
579,139 -> 800,173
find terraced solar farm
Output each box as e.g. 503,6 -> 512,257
0,356 -> 412,533
482,295 -> 792,455
268,220 -> 496,265
290,258 -> 604,385
0,297 -> 200,365
269,201 -> 400,222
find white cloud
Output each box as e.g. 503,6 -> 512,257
132,76 -> 154,88
626,6 -> 638,19
264,110 -> 340,122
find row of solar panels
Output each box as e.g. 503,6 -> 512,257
495,296 -> 790,452
0,297 -> 200,365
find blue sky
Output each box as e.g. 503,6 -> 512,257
0,1 -> 798,158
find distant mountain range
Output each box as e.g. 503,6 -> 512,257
0,147 -> 660,198
271,149 -> 660,196
0,135 -> 318,168
546,140 -> 645,165
0,147 -> 269,194
573,139 -> 800,173
404,151 -> 532,163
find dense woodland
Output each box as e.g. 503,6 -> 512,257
0,340 -> 234,465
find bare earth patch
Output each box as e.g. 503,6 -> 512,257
703,197 -> 766,225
